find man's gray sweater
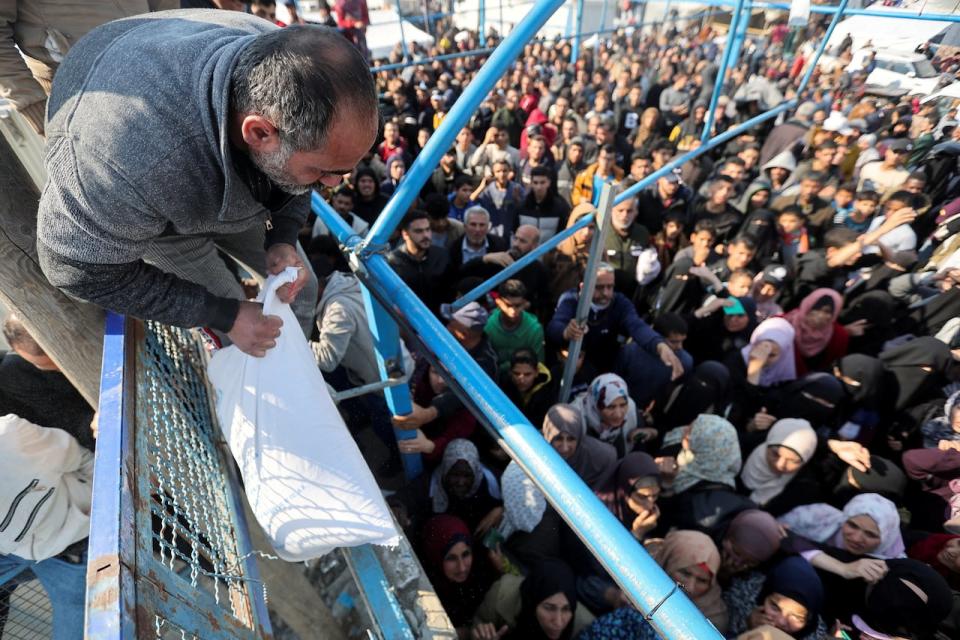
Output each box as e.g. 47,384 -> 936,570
37,10 -> 308,332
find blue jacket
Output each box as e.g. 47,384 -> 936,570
547,290 -> 664,370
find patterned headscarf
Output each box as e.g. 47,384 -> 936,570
497,461 -> 547,540
576,373 -> 638,444
430,439 -> 501,513
672,414 -> 742,494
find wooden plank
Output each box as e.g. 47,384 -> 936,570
0,129 -> 103,405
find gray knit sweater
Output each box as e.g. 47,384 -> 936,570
37,10 -> 308,332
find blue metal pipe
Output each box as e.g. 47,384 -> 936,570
616,0 -> 849,207
311,192 -> 423,477
371,47 -> 495,73
570,0 -> 584,64
701,0 -> 747,142
364,0 -> 569,249
451,211 -> 596,310
395,0 -> 409,59
315,205 -> 724,640
631,0 -> 960,23
794,0 -> 851,96
479,0 -> 486,36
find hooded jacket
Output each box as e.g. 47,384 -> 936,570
314,272 -> 380,386
0,414 -> 93,561
37,11 -> 312,333
761,149 -> 799,199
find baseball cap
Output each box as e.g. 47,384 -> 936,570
445,302 -> 489,332
663,168 -> 684,184
887,138 -> 913,153
761,264 -> 789,288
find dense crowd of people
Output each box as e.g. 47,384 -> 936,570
5,1 -> 960,639
300,5 -> 960,640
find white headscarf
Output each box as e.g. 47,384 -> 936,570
497,461 -> 547,540
778,493 -> 905,559
740,317 -> 797,387
740,419 -> 818,505
429,439 -> 501,513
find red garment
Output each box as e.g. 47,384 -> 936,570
519,108 -> 557,152
420,515 -> 471,570
908,534 -> 960,587
784,288 -> 845,357
377,138 -> 407,163
414,371 -> 477,465
793,322 -> 849,375
334,0 -> 369,29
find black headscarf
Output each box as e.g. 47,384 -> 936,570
759,556 -> 824,638
507,559 -> 579,640
832,455 -> 908,506
909,287 -> 960,338
774,372 -> 845,429
840,290 -> 900,355
880,337 -> 953,411
612,452 -> 660,527
836,354 -> 887,408
859,559 -> 953,640
659,361 -> 731,429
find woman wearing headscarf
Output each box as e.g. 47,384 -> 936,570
841,559 -> 953,640
880,336 -> 954,413
541,404 -> 617,490
543,203 -> 595,303
420,514 -> 497,632
719,510 -> 784,579
646,530 -> 729,632
739,419 -> 818,514
495,461 -> 570,572
654,360 -> 731,432
783,288 -> 850,375
683,296 -> 759,364
657,415 -> 753,538
724,556 -> 825,640
779,493 -> 905,587
430,439 -> 503,534
907,533 -> 960,589
602,452 -> 662,541
724,317 -> 797,429
771,373 -> 846,432
470,559 -> 592,640
832,354 -> 889,445
739,208 -> 778,262
572,374 -> 644,458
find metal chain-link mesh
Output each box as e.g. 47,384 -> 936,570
137,323 -> 256,633
0,576 -> 52,639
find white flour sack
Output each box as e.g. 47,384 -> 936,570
208,267 -> 398,560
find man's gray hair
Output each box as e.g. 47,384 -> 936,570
231,25 -> 378,153
464,206 -> 491,224
596,262 -> 616,276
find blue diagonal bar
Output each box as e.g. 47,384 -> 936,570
363,0 -> 569,249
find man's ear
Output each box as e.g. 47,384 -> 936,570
239,114 -> 281,153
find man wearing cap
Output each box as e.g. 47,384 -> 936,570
636,168 -> 692,235
391,301 -> 498,431
858,139 -> 912,198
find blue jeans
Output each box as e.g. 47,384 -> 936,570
0,551 -> 86,640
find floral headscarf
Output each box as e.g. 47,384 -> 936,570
672,414 -> 742,494
497,461 -> 547,539
430,439 -> 501,513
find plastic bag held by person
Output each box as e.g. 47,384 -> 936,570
208,267 -> 399,560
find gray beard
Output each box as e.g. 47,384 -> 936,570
248,146 -> 314,196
